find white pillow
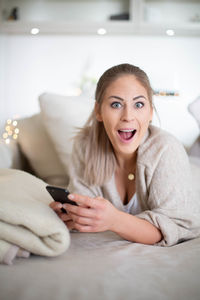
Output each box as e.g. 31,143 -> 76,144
0,140 -> 13,168
188,96 -> 200,128
0,139 -> 24,170
188,96 -> 200,158
17,114 -> 68,187
39,93 -> 94,176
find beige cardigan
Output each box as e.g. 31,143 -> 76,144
68,125 -> 200,246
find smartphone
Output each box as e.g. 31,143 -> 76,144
46,185 -> 77,212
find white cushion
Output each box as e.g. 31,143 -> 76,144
188,96 -> 200,158
188,96 -> 200,128
189,137 -> 200,158
0,140 -> 23,169
0,140 -> 13,168
17,114 -> 68,187
39,93 -> 94,176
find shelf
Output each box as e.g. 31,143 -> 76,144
0,0 -> 200,36
0,20 -> 136,35
1,20 -> 200,36
142,0 -> 200,24
139,21 -> 200,36
0,0 -> 131,23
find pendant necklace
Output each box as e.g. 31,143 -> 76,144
128,173 -> 135,181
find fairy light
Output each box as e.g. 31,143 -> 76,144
12,120 -> 18,126
14,128 -> 19,134
2,119 -> 19,143
3,133 -> 8,139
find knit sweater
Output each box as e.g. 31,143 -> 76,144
68,125 -> 200,246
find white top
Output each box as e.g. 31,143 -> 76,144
123,193 -> 142,215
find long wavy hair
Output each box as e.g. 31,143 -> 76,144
73,63 -> 153,186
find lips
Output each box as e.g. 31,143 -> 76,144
118,129 -> 137,141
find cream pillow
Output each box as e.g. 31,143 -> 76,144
0,140 -> 13,168
0,139 -> 24,169
39,93 -> 94,176
188,96 -> 200,158
17,114 -> 68,187
188,96 -> 200,128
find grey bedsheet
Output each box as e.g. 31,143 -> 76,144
1,231 -> 200,300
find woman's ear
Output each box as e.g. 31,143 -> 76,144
95,102 -> 103,122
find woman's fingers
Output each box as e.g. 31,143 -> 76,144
58,213 -> 72,222
65,220 -> 75,230
49,201 -> 76,230
63,203 -> 95,218
68,194 -> 97,208
70,214 -> 93,226
49,201 -> 62,212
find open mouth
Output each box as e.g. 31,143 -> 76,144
118,129 -> 137,141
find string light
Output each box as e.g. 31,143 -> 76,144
2,119 -> 19,144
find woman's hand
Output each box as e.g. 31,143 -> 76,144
49,201 -> 75,230
63,194 -> 119,233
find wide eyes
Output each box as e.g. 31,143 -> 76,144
135,102 -> 144,109
111,102 -> 122,109
111,101 -> 144,109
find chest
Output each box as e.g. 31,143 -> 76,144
115,171 -> 136,205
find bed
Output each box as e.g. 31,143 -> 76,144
1,93 -> 200,300
1,231 -> 200,300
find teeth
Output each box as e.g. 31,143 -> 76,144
119,129 -> 134,132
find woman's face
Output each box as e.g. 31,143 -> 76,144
96,75 -> 153,160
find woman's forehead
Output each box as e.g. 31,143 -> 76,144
104,75 -> 148,96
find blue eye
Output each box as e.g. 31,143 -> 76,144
135,102 -> 144,109
111,102 -> 122,109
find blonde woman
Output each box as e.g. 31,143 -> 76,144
50,63 -> 200,246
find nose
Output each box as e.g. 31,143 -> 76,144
121,104 -> 134,122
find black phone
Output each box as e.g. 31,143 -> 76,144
46,185 -> 77,212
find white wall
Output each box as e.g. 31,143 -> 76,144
0,33 -> 199,148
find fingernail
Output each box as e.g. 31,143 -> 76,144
68,194 -> 74,200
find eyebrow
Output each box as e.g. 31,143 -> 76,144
108,95 -> 147,101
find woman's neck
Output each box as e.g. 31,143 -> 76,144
115,151 -> 137,171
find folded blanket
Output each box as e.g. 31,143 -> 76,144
0,169 -> 70,265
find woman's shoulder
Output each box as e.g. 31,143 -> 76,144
152,125 -> 182,143
137,125 -> 187,165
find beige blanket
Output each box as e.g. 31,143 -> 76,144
0,169 -> 70,264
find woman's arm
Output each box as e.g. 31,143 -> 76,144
64,194 -> 162,245
112,210 -> 162,244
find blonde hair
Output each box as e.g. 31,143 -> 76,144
73,63 -> 153,186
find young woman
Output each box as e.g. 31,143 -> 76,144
50,63 -> 200,246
